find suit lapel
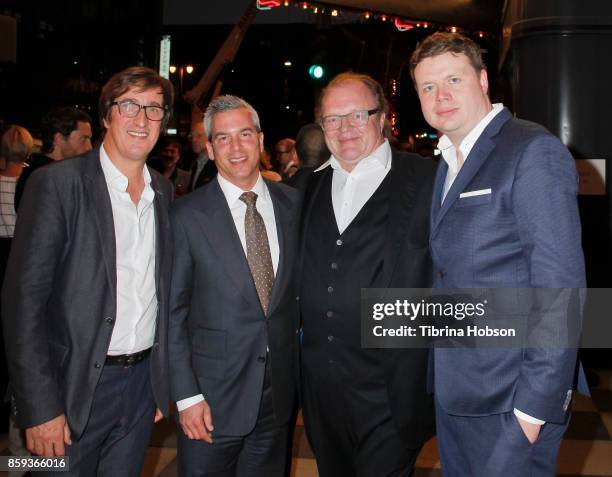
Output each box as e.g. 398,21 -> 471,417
296,167 -> 330,294
266,181 -> 296,316
381,153 -> 417,286
84,151 -> 117,304
194,180 -> 262,311
149,170 -> 170,301
431,108 -> 512,236
430,158 -> 447,230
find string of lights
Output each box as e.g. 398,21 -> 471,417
256,0 -> 494,143
255,0 -> 494,39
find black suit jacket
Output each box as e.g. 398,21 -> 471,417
1,149 -> 173,439
14,153 -> 53,212
297,149 -> 436,446
169,178 -> 300,436
190,157 -> 218,191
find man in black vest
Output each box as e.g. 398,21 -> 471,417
298,72 -> 436,477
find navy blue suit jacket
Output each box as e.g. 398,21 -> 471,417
430,108 -> 586,424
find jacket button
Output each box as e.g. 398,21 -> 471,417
336,239 -> 343,246
257,356 -> 266,363
327,335 -> 334,342
330,262 -> 338,270
94,362 -> 102,369
105,316 -> 114,324
327,286 -> 334,293
326,311 -> 333,318
295,296 -> 300,302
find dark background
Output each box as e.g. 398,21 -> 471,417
0,0 -> 499,148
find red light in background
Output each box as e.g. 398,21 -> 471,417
394,18 -> 415,31
257,0 -> 281,10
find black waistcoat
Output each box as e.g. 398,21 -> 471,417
301,168 -> 391,383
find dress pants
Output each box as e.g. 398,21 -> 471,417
435,397 -> 569,477
42,356 -> 156,477
301,368 -> 420,477
177,359 -> 288,477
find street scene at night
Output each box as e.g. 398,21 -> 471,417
0,1 -> 612,476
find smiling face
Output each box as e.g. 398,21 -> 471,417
102,86 -> 164,165
205,107 -> 263,190
320,80 -> 385,172
414,51 -> 491,147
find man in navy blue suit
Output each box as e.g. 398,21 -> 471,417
411,32 -> 586,476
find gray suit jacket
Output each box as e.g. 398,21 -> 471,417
2,149 -> 173,439
169,178 -> 300,436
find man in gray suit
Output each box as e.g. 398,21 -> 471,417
169,95 -> 299,476
2,66 -> 174,475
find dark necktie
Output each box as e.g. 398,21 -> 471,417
239,191 -> 275,314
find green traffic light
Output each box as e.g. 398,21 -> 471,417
309,65 -> 324,79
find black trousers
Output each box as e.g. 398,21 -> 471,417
42,356 -> 156,477
177,359 -> 289,477
301,367 -> 420,477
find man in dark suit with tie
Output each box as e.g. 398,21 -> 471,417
411,32 -> 586,476
298,72 -> 436,477
2,66 -> 174,475
169,95 -> 299,476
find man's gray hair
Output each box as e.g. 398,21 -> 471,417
204,95 -> 261,141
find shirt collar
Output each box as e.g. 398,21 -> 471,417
217,172 -> 269,207
314,139 -> 391,174
437,103 -> 504,155
99,144 -> 153,201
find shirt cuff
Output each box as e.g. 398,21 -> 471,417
176,394 -> 205,412
513,408 -> 545,425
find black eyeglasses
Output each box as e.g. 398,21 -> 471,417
319,108 -> 380,132
111,100 -> 167,121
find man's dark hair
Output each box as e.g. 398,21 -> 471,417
409,32 -> 485,85
41,107 -> 92,154
99,66 -> 174,130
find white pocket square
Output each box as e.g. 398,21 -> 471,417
459,188 -> 492,198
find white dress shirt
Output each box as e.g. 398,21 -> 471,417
100,145 -> 157,355
436,106 -> 545,426
177,172 -> 279,412
438,103 -> 504,202
315,139 -> 392,234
